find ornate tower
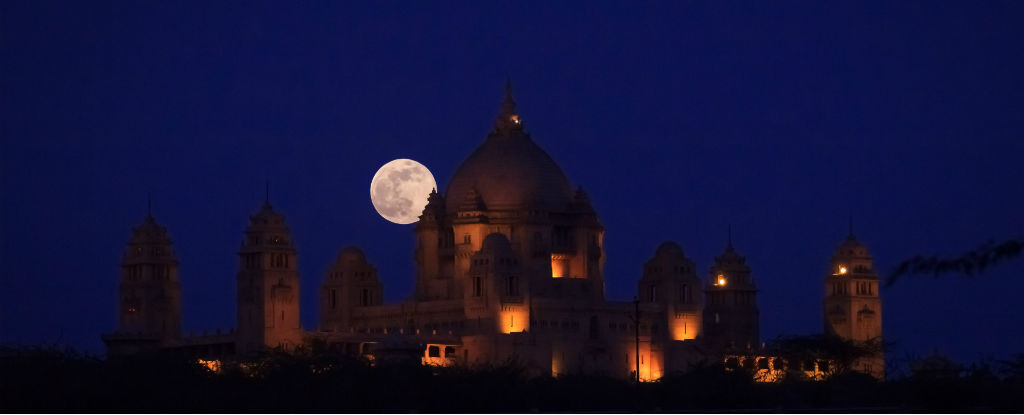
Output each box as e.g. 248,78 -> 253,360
413,189 -> 456,301
637,242 -> 703,341
236,198 -> 303,354
320,246 -> 383,332
702,231 -> 759,351
103,207 -> 182,356
823,224 -> 884,378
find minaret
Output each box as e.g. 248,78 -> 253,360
823,222 -> 884,378
103,201 -> 182,355
235,196 -> 303,354
702,227 -> 760,351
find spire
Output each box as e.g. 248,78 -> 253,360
847,214 -> 855,240
502,77 -> 516,114
263,180 -> 272,209
493,78 -> 523,133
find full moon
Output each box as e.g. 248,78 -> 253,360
370,159 -> 438,225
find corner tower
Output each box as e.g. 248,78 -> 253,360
103,207 -> 182,356
823,225 -> 884,378
638,242 -> 703,341
702,231 -> 759,351
236,198 -> 303,354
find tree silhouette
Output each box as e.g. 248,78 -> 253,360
886,238 -> 1023,286
768,334 -> 885,380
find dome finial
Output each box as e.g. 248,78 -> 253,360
263,180 -> 273,210
145,193 -> 155,222
848,214 -> 855,240
494,77 -> 522,133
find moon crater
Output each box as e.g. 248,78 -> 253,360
370,159 -> 437,224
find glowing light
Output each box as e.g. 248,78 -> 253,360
670,313 -> 699,341
510,115 -> 520,124
551,255 -> 569,278
717,274 -> 727,286
839,266 -> 848,275
421,344 -> 455,367
198,359 -> 221,373
499,307 -> 529,334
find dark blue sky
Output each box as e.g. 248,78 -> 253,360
2,1 -> 1023,366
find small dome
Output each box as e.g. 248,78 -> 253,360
337,246 -> 367,264
655,241 -> 685,258
445,85 -> 573,214
835,236 -> 871,258
480,233 -> 513,252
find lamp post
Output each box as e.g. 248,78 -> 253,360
632,295 -> 640,383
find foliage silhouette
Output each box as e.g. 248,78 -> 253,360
2,345 -> 1024,412
887,238 -> 1023,286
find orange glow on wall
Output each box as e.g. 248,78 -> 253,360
421,344 -> 455,367
631,344 -> 663,382
670,313 -> 699,341
551,348 -> 563,377
716,274 -> 727,286
499,307 -> 529,334
551,255 -> 569,278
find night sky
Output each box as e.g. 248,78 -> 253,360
2,1 -> 1023,366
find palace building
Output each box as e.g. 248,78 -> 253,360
102,83 -> 884,380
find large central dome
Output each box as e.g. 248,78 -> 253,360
444,84 -> 574,214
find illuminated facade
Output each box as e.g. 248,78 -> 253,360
103,83 -> 884,381
703,235 -> 760,351
102,211 -> 182,356
235,199 -> 304,354
823,228 -> 885,378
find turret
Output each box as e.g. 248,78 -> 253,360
823,221 -> 884,378
703,229 -> 759,351
103,202 -> 182,356
235,196 -> 303,354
